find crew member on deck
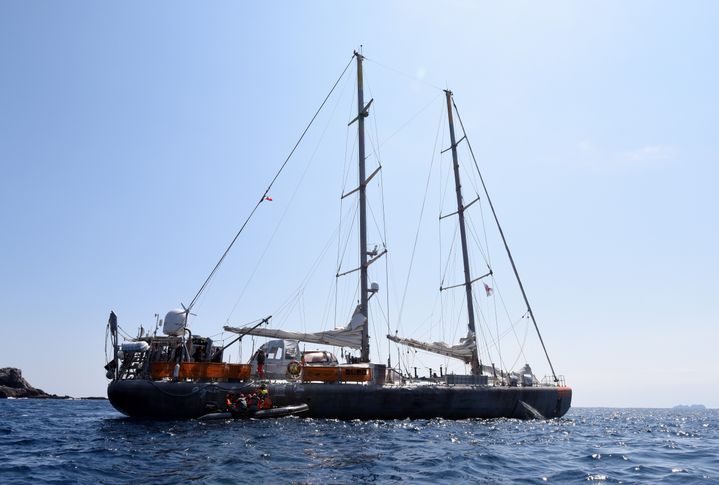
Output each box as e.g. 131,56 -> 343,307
256,349 -> 266,379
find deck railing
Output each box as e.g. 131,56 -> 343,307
301,365 -> 372,383
149,362 -> 251,381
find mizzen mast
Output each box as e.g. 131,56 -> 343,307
444,89 -> 481,375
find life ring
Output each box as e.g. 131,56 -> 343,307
287,360 -> 302,377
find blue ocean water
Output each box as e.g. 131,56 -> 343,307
0,400 -> 716,484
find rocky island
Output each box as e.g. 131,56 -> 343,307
673,404 -> 707,411
0,367 -> 68,399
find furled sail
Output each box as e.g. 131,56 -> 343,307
386,332 -> 476,364
224,306 -> 366,349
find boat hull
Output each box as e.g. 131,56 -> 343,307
108,380 -> 571,420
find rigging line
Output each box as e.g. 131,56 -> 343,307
265,290 -> 305,332
116,324 -> 134,341
473,292 -> 502,371
438,141 -> 445,343
377,93 -> 443,150
406,292 -> 441,340
342,61 -> 361,182
363,111 -> 393,359
341,70 -> 358,194
368,95 -> 393,355
225,75 -> 349,323
349,277 -> 360,320
186,55 -> 354,314
320,268 -> 338,329
267,224 -> 340,330
380,172 -> 392,363
297,230 -> 340,333
509,314 -> 531,370
373,292 -> 390,330
396,103 -> 444,331
436,103 -> 447,321
485,273 -> 528,365
342,131 -> 359,195
207,330 -> 228,341
452,99 -> 558,382
363,76 -> 393,305
491,321 -> 528,361
440,222 -> 460,287
337,74 -> 358,327
492,272 -> 501,368
272,286 -> 302,319
363,56 -> 444,91
427,286 -> 442,340
335,204 -> 341,328
335,64 -> 359,329
222,93 -> 355,326
299,227 -> 340,294
465,213 -> 492,269
367,197 -> 387,247
385,252 -> 404,331
465,205 -> 527,364
300,289 -> 307,334
336,202 -> 359,273
364,69 -> 384,164
231,317 -> 263,327
384,225 -> 392,367
456,145 -> 483,201
337,99 -> 354,330
369,305 -> 384,363
476,289 -> 507,372
438,146 -> 455,213
333,267 -> 339,327
478,277 -> 528,360
477,196 -> 493,269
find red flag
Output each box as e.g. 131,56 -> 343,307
264,196 -> 273,201
483,282 -> 493,297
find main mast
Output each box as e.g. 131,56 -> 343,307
356,51 -> 370,362
445,90 -> 481,375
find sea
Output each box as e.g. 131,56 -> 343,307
0,400 -> 716,484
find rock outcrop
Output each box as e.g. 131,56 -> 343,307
0,367 -> 59,398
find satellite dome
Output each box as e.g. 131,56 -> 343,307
163,309 -> 187,336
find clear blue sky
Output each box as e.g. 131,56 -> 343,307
1,1 -> 717,407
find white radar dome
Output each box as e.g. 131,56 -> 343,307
163,309 -> 187,336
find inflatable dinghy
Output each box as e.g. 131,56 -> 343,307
200,403 -> 309,420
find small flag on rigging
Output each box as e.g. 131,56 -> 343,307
264,196 -> 273,201
483,282 -> 493,297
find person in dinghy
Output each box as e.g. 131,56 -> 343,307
225,384 -> 272,418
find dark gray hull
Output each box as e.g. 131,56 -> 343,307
108,380 -> 571,420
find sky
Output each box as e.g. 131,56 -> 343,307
1,1 -> 717,408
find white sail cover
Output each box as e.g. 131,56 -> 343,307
386,331 -> 476,364
224,306 -> 366,349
